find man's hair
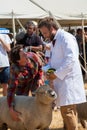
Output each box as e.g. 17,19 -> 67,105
10,45 -> 23,64
25,21 -> 36,29
38,17 -> 58,30
76,28 -> 82,34
84,27 -> 87,32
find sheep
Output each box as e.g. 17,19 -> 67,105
76,92 -> 87,128
77,102 -> 87,128
0,85 -> 57,130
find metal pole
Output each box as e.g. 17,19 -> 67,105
12,10 -> 16,45
29,0 -> 61,28
48,11 -> 61,28
82,15 -> 87,73
16,18 -> 26,33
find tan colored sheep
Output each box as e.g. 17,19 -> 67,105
0,85 -> 57,130
77,93 -> 87,128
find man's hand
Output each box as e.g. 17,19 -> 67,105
9,107 -> 21,121
46,72 -> 57,80
38,79 -> 44,87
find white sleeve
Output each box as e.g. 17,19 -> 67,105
54,35 -> 78,80
0,34 -> 12,44
4,34 -> 12,44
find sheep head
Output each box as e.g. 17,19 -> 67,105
35,85 -> 57,105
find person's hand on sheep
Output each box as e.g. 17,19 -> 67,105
9,107 -> 21,121
38,79 -> 44,87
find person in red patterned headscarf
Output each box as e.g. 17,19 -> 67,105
7,45 -> 44,121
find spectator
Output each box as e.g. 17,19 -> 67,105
75,28 -> 85,78
38,17 -> 86,130
84,27 -> 87,61
68,29 -> 75,36
75,28 -> 83,53
76,27 -> 87,79
0,34 -> 11,96
16,21 -> 43,52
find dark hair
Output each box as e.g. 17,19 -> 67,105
10,45 -> 23,64
16,31 -> 26,42
25,21 -> 36,29
76,28 -> 82,34
84,27 -> 87,32
38,17 -> 58,30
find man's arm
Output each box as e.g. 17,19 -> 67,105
0,34 -> 11,52
7,65 -> 21,121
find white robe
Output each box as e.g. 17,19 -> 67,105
50,29 -> 86,107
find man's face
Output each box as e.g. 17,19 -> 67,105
26,25 -> 35,35
40,26 -> 55,41
40,26 -> 51,39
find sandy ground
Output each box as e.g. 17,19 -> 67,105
49,109 -> 87,130
0,82 -> 87,130
49,81 -> 87,130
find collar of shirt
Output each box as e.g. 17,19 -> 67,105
52,39 -> 56,47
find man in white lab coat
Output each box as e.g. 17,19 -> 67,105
38,17 -> 86,130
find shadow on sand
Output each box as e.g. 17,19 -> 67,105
50,128 -> 64,130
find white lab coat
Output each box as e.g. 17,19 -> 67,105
50,29 -> 86,107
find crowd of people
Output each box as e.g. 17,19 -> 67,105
0,18 -> 86,130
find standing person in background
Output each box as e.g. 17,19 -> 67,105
75,28 -> 85,79
84,27 -> 87,62
38,17 -> 86,130
16,21 -> 43,52
75,28 -> 83,54
0,34 -> 11,96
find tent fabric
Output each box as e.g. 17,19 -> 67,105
0,0 -> 47,19
0,0 -> 87,27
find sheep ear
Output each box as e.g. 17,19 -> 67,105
32,88 -> 40,95
35,88 -> 40,93
35,86 -> 43,93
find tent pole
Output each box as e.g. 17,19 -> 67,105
48,11 -> 61,28
12,11 -> 16,45
16,18 -> 26,32
82,16 -> 87,74
29,0 -> 61,28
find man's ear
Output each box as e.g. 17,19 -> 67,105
33,26 -> 36,32
50,26 -> 57,35
50,26 -> 54,32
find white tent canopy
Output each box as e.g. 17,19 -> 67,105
1,0 -> 87,72
0,0 -> 87,18
0,0 -> 87,28
0,0 -> 48,19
